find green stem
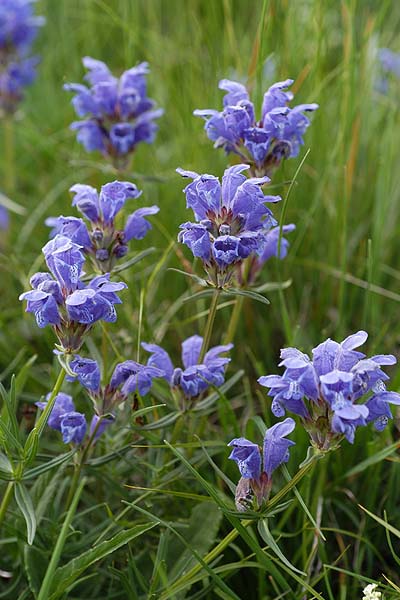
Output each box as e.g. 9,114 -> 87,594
36,368 -> 67,437
199,289 -> 221,363
65,415 -> 104,510
223,295 -> 244,345
4,119 -> 15,194
37,478 -> 86,600
159,459 -> 316,599
0,482 -> 14,530
0,367 -> 66,532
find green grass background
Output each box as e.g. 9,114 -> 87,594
1,0 -> 400,598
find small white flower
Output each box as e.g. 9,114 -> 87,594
362,583 -> 382,600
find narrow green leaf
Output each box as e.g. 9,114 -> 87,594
167,267 -> 209,287
257,518 -> 306,575
48,522 -> 158,600
168,502 -> 223,582
223,288 -> 270,305
254,279 -> 292,293
112,247 -> 156,274
23,449 -> 76,480
14,482 -> 36,545
0,378 -> 20,445
182,289 -> 216,302
359,504 -> 400,539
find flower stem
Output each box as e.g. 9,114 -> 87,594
223,295 -> 244,345
65,415 -> 104,510
159,459 -> 316,599
0,482 -> 15,531
0,366 -> 66,532
36,367 -> 67,437
199,288 -> 221,363
37,477 -> 86,600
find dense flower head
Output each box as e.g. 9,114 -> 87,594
64,57 -> 163,168
46,180 -> 159,274
36,393 -> 87,445
194,78 -> 318,176
177,164 -> 292,287
19,234 -> 127,351
0,0 -> 44,114
258,331 -> 400,447
142,334 -> 232,399
228,418 -> 295,511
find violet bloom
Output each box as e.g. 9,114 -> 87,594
177,164 -> 290,287
69,354 -> 163,419
258,331 -> 400,448
238,223 -> 296,286
228,418 -> 295,511
19,234 -> 127,351
0,0 -> 44,114
36,393 -> 86,445
64,57 -> 163,169
46,180 -> 159,274
142,334 -> 232,399
194,78 -> 318,176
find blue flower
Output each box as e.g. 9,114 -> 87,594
64,57 -> 163,167
177,165 -> 282,286
228,418 -> 295,511
46,181 -> 159,274
142,335 -> 232,398
19,235 -> 127,351
69,356 -> 101,392
194,78 -> 317,176
0,1 -> 44,114
36,393 -> 87,445
109,360 -> 164,397
259,331 -> 398,446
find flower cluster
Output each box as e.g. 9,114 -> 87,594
194,79 -> 318,176
64,57 -> 163,169
36,393 -> 87,445
0,0 -> 44,115
46,180 -> 159,274
177,164 -> 294,287
142,334 -> 232,400
19,235 -> 126,351
69,354 -> 164,415
259,331 -> 400,448
362,583 -> 382,600
228,418 -> 295,511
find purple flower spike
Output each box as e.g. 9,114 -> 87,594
110,360 -> 164,397
64,57 -> 163,167
177,165 -> 281,287
142,336 -> 232,399
259,331 -> 399,448
47,180 -> 159,275
228,418 -> 296,512
194,76 -> 317,176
